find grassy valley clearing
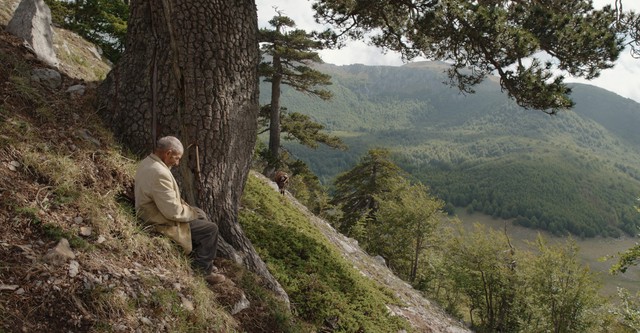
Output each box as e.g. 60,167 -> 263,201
455,209 -> 640,297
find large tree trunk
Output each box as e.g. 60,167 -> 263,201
97,0 -> 289,306
267,55 -> 282,167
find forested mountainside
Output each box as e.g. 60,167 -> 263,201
262,62 -> 640,238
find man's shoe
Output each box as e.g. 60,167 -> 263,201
204,273 -> 226,285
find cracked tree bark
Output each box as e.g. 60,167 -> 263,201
97,0 -> 289,307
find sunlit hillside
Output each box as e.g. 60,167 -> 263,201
267,62 -> 640,239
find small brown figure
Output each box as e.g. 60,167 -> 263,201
274,171 -> 289,195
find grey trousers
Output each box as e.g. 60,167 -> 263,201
189,215 -> 219,275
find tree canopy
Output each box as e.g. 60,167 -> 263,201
374,182 -> 445,282
614,0 -> 640,58
312,0 -> 624,112
259,13 -> 333,100
438,227 -> 609,332
611,201 -> 640,274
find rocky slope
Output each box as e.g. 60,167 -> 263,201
0,2 -> 472,331
276,176 -> 470,333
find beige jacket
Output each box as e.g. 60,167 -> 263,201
134,154 -> 197,253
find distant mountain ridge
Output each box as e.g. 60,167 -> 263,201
260,61 -> 640,237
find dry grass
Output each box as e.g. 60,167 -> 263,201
54,28 -> 112,82
0,0 -> 17,26
0,28 -> 240,332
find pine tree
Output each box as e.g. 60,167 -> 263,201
259,13 -> 340,171
330,149 -> 406,237
312,0 -> 624,112
97,0 -> 289,305
614,0 -> 640,57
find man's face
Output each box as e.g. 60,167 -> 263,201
160,149 -> 183,168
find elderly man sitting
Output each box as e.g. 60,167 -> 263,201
134,136 -> 225,284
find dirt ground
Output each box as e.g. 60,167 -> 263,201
0,28 -> 281,332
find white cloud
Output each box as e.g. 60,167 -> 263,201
257,0 -> 640,103
568,51 -> 640,103
565,0 -> 640,102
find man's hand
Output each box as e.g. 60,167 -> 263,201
193,207 -> 207,220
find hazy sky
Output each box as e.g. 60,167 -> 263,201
256,0 -> 640,103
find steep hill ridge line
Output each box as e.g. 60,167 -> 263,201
257,172 -> 471,333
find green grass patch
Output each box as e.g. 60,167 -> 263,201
240,174 -> 410,332
41,223 -> 90,250
9,75 -> 45,106
234,262 -> 307,333
15,205 -> 41,224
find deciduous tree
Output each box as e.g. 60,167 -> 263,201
518,236 -> 607,333
610,200 -> 639,273
612,287 -> 640,331
446,224 -> 521,332
441,227 -> 609,332
374,182 -> 445,282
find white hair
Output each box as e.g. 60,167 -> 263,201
156,136 -> 184,154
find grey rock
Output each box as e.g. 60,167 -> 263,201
87,44 -> 102,59
68,260 -> 80,277
231,293 -> 250,315
6,0 -> 59,67
79,226 -> 92,237
42,238 -> 75,265
113,324 -> 127,332
65,84 -> 86,97
374,255 -> 387,267
337,237 -> 357,254
180,295 -> 194,312
7,160 -> 20,171
96,235 -> 106,244
75,129 -> 101,146
30,68 -> 61,89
